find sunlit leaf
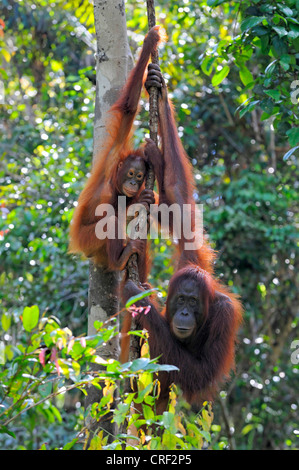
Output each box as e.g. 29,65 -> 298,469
211,65 -> 230,86
125,289 -> 158,308
22,305 -> 39,332
1,313 -> 11,332
239,66 -> 254,87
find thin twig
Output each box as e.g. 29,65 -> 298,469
218,397 -> 237,450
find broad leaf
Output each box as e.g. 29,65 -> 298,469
241,16 -> 266,33
212,65 -> 230,86
22,305 -> 39,332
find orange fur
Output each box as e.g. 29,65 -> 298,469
122,268 -> 243,409
120,59 -> 243,410
69,27 -> 163,272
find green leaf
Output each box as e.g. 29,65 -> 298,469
277,3 -> 293,17
22,305 -> 39,332
5,345 -> 13,361
288,24 -> 299,39
125,289 -> 158,308
283,146 -> 299,160
207,0 -> 227,6
260,98 -> 274,114
142,404 -> 154,420
264,89 -> 281,102
162,411 -> 175,429
0,426 -> 16,439
38,381 -> 52,398
152,364 -> 179,372
260,33 -> 270,53
199,429 -> 211,442
272,36 -> 288,57
240,16 -> 266,33
239,66 -> 254,87
280,54 -> 291,71
201,55 -> 215,76
129,358 -> 151,371
273,26 -> 288,38
242,424 -> 254,435
253,26 -> 269,36
62,438 -> 78,450
0,68 -> 8,80
265,60 -> 277,76
237,100 -> 260,118
212,65 -> 230,87
50,405 -> 62,423
286,128 -> 299,147
1,313 -> 11,332
2,49 -> 11,62
134,383 -> 153,404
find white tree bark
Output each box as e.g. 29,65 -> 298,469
89,0 -> 133,347
92,0 -> 134,164
85,0 -> 133,445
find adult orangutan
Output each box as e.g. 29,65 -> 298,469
122,266 -> 242,413
121,61 -> 243,412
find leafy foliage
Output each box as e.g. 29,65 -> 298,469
0,305 -> 212,450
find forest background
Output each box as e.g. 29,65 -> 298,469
0,0 -> 298,450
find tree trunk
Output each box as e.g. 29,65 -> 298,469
84,0 -> 133,445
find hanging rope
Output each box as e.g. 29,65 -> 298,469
125,0 -> 160,363
126,1 -> 159,285
146,0 -> 159,147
